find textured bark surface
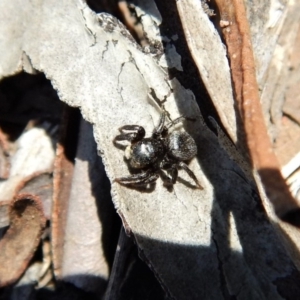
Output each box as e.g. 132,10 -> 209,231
0,0 -> 300,299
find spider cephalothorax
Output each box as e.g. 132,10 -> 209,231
113,111 -> 201,188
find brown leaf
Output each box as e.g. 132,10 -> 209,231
0,194 -> 46,287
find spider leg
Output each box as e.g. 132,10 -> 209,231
165,116 -> 196,130
160,158 -> 178,184
153,111 -> 166,136
115,170 -> 159,186
114,125 -> 145,143
178,162 -> 203,189
170,165 -> 178,184
153,111 -> 196,137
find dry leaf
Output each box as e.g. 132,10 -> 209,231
0,195 -> 46,287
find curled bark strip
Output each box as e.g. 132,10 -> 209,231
215,0 -> 300,222
51,106 -> 80,278
0,194 -> 46,287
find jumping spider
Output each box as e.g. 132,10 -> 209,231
114,111 -> 201,188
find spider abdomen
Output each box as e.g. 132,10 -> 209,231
129,138 -> 166,169
167,131 -> 197,161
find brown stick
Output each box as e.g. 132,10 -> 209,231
215,0 -> 300,223
51,106 -> 80,277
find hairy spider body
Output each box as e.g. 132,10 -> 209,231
125,138 -> 166,169
167,131 -> 197,161
114,112 -> 201,188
